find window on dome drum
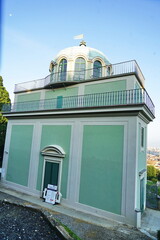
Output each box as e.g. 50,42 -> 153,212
74,57 -> 86,80
93,60 -> 102,78
58,59 -> 67,81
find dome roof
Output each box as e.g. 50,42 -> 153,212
55,44 -> 110,65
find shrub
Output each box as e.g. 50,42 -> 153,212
147,165 -> 157,180
151,178 -> 158,183
157,230 -> 160,240
157,170 -> 160,181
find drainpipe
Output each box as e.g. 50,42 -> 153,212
135,208 -> 141,228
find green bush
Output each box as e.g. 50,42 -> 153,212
157,230 -> 160,240
157,170 -> 160,181
151,177 -> 158,183
147,165 -> 157,180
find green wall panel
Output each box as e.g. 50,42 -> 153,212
45,87 -> 78,99
79,125 -> 124,215
6,125 -> 33,186
17,92 -> 41,102
45,87 -> 78,110
16,93 -> 41,111
36,125 -> 71,198
84,80 -> 126,95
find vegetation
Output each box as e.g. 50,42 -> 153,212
55,218 -> 82,240
147,165 -> 160,197
157,170 -> 160,181
147,165 -> 157,180
61,224 -> 82,240
0,76 -> 10,166
157,230 -> 160,240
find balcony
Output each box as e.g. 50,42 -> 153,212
2,89 -> 155,116
14,60 -> 145,93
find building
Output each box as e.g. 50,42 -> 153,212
1,41 -> 155,227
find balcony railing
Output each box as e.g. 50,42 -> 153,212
2,89 -> 155,116
14,60 -> 145,93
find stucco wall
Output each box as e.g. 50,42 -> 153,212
16,92 -> 41,102
6,125 -> 33,186
45,87 -> 78,99
79,125 -> 124,214
84,80 -> 126,95
36,125 -> 72,198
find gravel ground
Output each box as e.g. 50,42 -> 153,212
0,202 -> 63,240
0,191 -> 155,240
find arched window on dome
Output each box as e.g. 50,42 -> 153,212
58,59 -> 67,81
74,57 -> 86,80
93,60 -> 102,78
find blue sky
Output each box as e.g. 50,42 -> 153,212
1,0 -> 160,147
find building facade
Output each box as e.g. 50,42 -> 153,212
1,41 -> 155,227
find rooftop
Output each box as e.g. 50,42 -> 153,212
14,60 -> 145,93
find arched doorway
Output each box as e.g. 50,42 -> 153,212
41,145 -> 65,193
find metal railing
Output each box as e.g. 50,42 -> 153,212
2,89 -> 155,116
14,60 -> 145,92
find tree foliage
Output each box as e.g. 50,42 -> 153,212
147,165 -> 157,180
157,169 -> 160,181
0,76 -> 11,166
0,76 -> 11,123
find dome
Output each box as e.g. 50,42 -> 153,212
54,43 -> 110,65
48,42 -> 112,87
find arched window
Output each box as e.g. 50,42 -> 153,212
58,59 -> 67,81
93,60 -> 102,78
74,57 -> 86,80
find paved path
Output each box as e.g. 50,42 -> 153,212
142,208 -> 160,237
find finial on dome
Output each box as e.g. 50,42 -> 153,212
79,40 -> 86,47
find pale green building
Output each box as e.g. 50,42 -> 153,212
2,41 -> 155,227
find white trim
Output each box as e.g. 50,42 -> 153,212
78,84 -> 84,96
66,120 -> 83,202
3,105 -> 153,120
41,145 -> 65,158
125,117 -> 138,225
28,122 -> 42,190
134,117 -> 139,210
121,122 -> 128,216
1,121 -> 12,180
40,89 -> 46,100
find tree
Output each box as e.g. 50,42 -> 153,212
147,165 -> 157,180
0,76 -> 11,166
0,76 -> 11,123
157,169 -> 160,181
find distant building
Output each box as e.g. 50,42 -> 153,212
1,41 -> 155,227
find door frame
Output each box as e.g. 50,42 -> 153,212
40,145 -> 65,195
41,156 -> 63,194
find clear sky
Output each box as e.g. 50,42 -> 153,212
0,0 -> 160,147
